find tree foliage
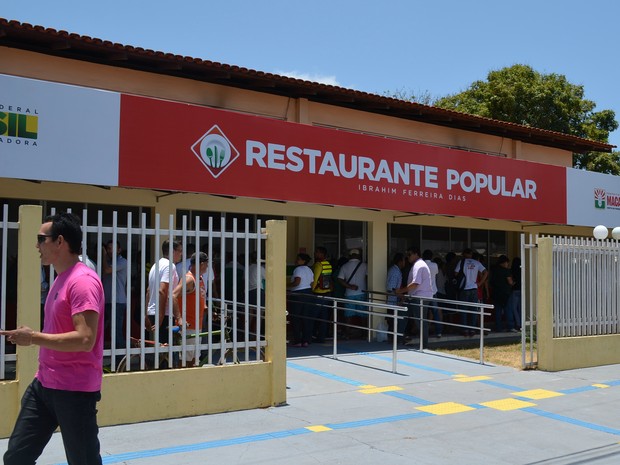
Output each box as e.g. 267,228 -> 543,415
432,64 -> 619,174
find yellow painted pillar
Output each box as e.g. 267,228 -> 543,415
16,205 -> 42,398
368,220 -> 388,330
265,220 -> 287,406
536,237 -> 554,370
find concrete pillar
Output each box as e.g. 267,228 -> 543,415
265,220 -> 287,406
16,205 -> 42,399
368,220 -> 388,331
536,237 -> 553,370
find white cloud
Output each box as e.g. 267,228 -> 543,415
275,71 -> 340,87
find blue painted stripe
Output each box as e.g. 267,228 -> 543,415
523,407 -> 620,436
360,352 -> 456,376
384,390 -> 435,406
54,411 -> 434,464
480,380 -> 522,391
327,411 -> 432,429
287,361 -> 366,386
560,386 -> 599,395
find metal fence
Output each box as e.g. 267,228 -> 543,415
552,236 -> 620,338
1,205 -> 268,376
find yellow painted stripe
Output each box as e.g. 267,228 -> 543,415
481,398 -> 536,411
513,389 -> 563,400
454,376 -> 491,383
306,425 -> 332,432
417,402 -> 476,415
359,386 -> 403,394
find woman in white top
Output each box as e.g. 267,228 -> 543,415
288,253 -> 314,347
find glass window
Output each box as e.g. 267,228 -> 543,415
450,228 -> 468,256
314,219 -> 340,260
421,226 -> 450,258
389,224 -> 421,259
489,230 -> 508,263
470,229 -> 489,267
314,219 -> 365,261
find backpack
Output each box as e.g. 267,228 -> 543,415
318,273 -> 332,290
446,260 -> 466,298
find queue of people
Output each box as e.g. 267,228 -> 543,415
388,246 -> 523,343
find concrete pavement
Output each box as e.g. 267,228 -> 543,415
2,340 -> 620,464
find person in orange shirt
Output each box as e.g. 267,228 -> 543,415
172,252 -> 209,366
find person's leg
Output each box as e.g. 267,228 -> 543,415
397,303 -> 413,342
315,295 -> 330,343
412,301 -> 429,348
288,293 -> 303,345
4,379 -> 58,465
429,300 -> 443,336
299,291 -> 314,345
115,303 -> 127,349
459,289 -> 478,335
494,301 -> 506,332
53,389 -> 102,465
509,290 -> 522,329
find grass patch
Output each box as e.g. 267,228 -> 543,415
436,342 -> 535,370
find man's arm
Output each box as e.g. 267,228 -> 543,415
478,269 -> 489,286
311,263 -> 321,291
396,281 -> 419,294
158,281 -> 170,327
1,310 -> 99,352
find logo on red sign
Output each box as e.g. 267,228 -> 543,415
191,125 -> 239,178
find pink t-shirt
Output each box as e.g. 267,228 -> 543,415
36,262 -> 105,392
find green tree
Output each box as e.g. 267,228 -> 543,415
434,64 -> 619,174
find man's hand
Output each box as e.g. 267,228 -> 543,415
0,326 -> 35,346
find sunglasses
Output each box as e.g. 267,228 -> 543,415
37,234 -> 55,244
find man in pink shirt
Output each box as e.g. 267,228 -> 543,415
1,212 -> 104,465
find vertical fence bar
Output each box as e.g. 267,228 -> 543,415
244,218 -> 250,361
125,211 -> 132,368
179,215 -> 188,368
255,219 -> 262,361
0,204 -> 7,379
110,211 -> 118,368
232,218 -> 239,357
166,215 -> 174,367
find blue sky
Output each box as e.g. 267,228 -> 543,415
3,0 -> 619,148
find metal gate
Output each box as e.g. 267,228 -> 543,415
520,233 -> 620,369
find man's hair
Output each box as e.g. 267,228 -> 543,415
190,252 -> 209,266
161,239 -> 181,257
45,212 -> 82,255
392,252 -> 404,265
297,253 -> 312,265
422,249 -> 433,261
315,246 -> 327,257
406,246 -> 421,257
105,240 -> 122,251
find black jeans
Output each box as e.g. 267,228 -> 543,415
4,378 -> 102,465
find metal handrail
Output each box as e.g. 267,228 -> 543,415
367,290 -> 494,363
